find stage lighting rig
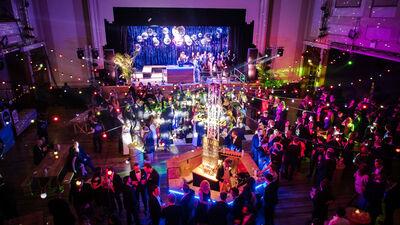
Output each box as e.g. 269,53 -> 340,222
76,48 -> 85,59
91,48 -> 99,59
277,47 -> 284,57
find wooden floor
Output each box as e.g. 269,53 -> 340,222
0,106 -> 397,225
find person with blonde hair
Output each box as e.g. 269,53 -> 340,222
195,180 -> 211,224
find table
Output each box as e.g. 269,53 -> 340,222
166,65 -> 194,83
26,145 -> 70,194
4,211 -> 51,225
70,110 -> 90,134
346,207 -> 371,225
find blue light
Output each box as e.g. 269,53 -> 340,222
255,182 -> 267,190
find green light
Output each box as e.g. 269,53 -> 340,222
347,60 -> 353,65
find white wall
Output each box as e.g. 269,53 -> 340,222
268,0 -> 310,81
30,0 -> 90,86
305,0 -> 400,56
28,0 -> 267,86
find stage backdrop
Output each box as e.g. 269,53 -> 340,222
127,26 -> 229,69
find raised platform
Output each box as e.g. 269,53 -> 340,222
136,65 -> 194,84
166,147 -> 258,192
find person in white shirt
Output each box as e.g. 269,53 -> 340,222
328,207 -> 350,225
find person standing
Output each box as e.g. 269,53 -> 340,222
251,128 -> 264,167
121,176 -> 141,225
195,180 -> 211,225
180,183 -> 195,225
207,192 -> 230,225
130,163 -> 148,215
216,159 -> 232,192
149,185 -> 162,225
327,207 -> 350,225
161,193 -> 182,225
36,114 -> 49,142
144,163 -> 160,194
32,138 -> 47,165
310,179 -> 334,225
283,137 -> 301,181
383,176 -> 400,225
90,117 -> 105,153
142,126 -> 155,162
263,174 -> 279,225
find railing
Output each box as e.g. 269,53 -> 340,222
232,68 -> 247,83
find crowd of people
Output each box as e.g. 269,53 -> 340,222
250,86 -> 400,225
26,81 -> 400,225
176,50 -> 237,82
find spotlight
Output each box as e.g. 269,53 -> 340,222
265,48 -> 272,58
102,132 -> 108,139
52,116 -> 59,122
40,192 -> 47,199
75,180 -> 82,186
107,170 -> 113,176
91,49 -> 99,59
277,47 -> 284,57
347,60 -> 353,65
76,48 -> 85,59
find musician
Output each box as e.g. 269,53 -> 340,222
207,52 -> 215,76
177,51 -> 188,67
217,159 -> 233,192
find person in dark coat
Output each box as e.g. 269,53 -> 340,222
179,183 -> 195,225
121,176 -> 141,225
143,126 -> 155,162
36,114 -> 49,142
282,137 -> 301,181
108,167 -> 123,213
32,139 -> 47,165
251,128 -> 264,167
228,130 -> 243,152
48,197 -> 76,225
364,176 -> 385,225
144,163 -> 160,193
69,178 -> 93,219
310,179 -> 334,225
383,176 -> 400,225
230,187 -> 244,222
90,117 -> 105,153
130,162 -> 148,214
263,174 -> 279,225
149,185 -> 162,225
207,192 -> 230,225
162,193 -> 182,225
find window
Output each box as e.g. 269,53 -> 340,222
335,0 -> 362,8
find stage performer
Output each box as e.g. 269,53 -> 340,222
207,53 -> 215,76
177,51 -> 188,67
193,54 -> 201,83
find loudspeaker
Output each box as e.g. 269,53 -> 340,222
348,29 -> 358,40
0,109 -> 12,129
247,48 -> 258,81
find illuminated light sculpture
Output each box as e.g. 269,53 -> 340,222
201,83 -> 222,176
